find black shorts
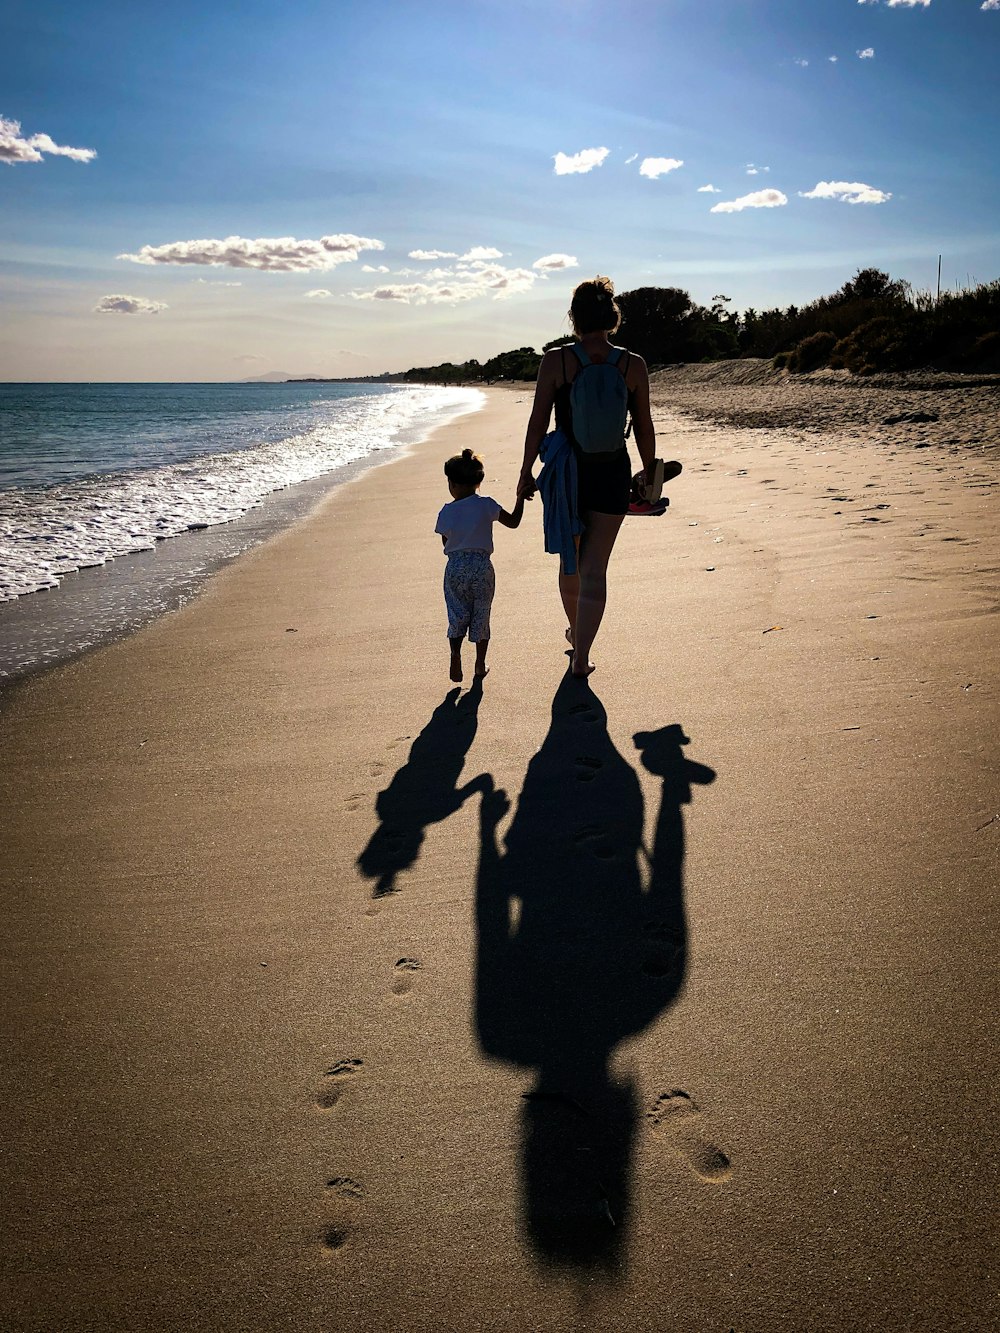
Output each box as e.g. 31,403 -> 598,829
575,446 -> 632,516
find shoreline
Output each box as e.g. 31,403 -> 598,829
0,388 -> 484,689
2,386 -> 997,1330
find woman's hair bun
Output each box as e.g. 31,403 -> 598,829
569,275 -> 622,336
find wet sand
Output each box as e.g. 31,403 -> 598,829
2,383 -> 997,1331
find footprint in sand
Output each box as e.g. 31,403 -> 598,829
392,957 -> 422,996
569,701 -> 599,724
316,1059 -> 363,1110
344,792 -> 366,813
647,1091 -> 731,1182
573,824 -> 616,860
321,1177 -> 365,1253
575,756 -> 603,783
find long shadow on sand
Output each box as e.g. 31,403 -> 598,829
357,679 -> 489,897
475,675 -> 715,1271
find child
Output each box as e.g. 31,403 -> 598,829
435,448 -> 526,682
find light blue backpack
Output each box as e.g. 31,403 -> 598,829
569,344 -> 631,453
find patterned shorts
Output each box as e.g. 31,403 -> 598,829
444,549 -> 495,642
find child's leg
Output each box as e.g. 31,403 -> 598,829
449,636 -> 464,683
444,554 -> 473,682
469,555 -> 495,679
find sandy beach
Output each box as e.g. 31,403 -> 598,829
2,381 -> 998,1331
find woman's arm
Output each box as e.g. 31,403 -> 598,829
627,354 -> 657,482
517,350 -> 560,498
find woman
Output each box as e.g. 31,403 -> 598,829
517,275 -> 658,678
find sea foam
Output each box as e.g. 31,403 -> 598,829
0,385 -> 482,601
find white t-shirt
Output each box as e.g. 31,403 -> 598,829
435,494 -> 502,554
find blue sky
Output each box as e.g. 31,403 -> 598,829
2,0 -> 998,380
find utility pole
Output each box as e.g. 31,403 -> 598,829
936,255 -> 942,305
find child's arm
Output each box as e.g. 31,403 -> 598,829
497,495 -> 526,529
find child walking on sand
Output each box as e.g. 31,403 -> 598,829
435,448 -> 526,682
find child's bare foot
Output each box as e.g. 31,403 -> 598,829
473,639 -> 489,680
450,651 -> 463,683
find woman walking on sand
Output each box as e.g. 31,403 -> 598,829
517,275 -> 668,678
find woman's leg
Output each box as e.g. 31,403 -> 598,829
572,511 -> 625,675
558,540 -> 581,643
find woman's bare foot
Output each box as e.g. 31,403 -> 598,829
450,649 -> 463,683
474,666 -> 490,679
565,626 -> 575,647
570,652 -> 595,678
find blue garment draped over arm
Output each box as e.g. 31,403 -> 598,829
536,428 -> 583,576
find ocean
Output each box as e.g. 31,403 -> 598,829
0,381 -> 483,683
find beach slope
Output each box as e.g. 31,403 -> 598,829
2,386 -> 997,1331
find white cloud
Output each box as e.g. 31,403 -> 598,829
800,180 -> 892,204
305,288 -> 332,298
0,115 -> 97,164
746,166 -> 759,176
639,156 -> 684,179
361,264 -> 390,273
195,278 -> 242,286
829,55 -> 839,62
460,246 -> 503,261
697,184 -> 721,193
408,249 -> 457,260
887,0 -> 930,7
118,233 -> 384,272
94,294 -> 167,314
857,47 -> 876,58
350,260 -> 536,306
553,146 -> 610,175
982,1 -> 999,10
793,58 -> 809,67
625,153 -> 638,164
532,253 -> 578,271
711,189 -> 788,214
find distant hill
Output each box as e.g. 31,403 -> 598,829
239,371 -> 300,383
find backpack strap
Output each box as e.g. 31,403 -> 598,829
605,347 -> 623,367
618,347 -> 634,438
571,342 -> 590,367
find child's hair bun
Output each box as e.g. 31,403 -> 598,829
444,448 -> 486,485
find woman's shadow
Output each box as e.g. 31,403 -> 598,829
475,675 -> 715,1270
357,679 -> 489,897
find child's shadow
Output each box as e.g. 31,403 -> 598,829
357,680 -> 490,898
475,679 -> 716,1270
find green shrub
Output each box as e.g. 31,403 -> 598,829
959,330 -> 1000,371
788,331 -> 837,373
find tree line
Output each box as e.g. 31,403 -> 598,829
397,269 -> 999,383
